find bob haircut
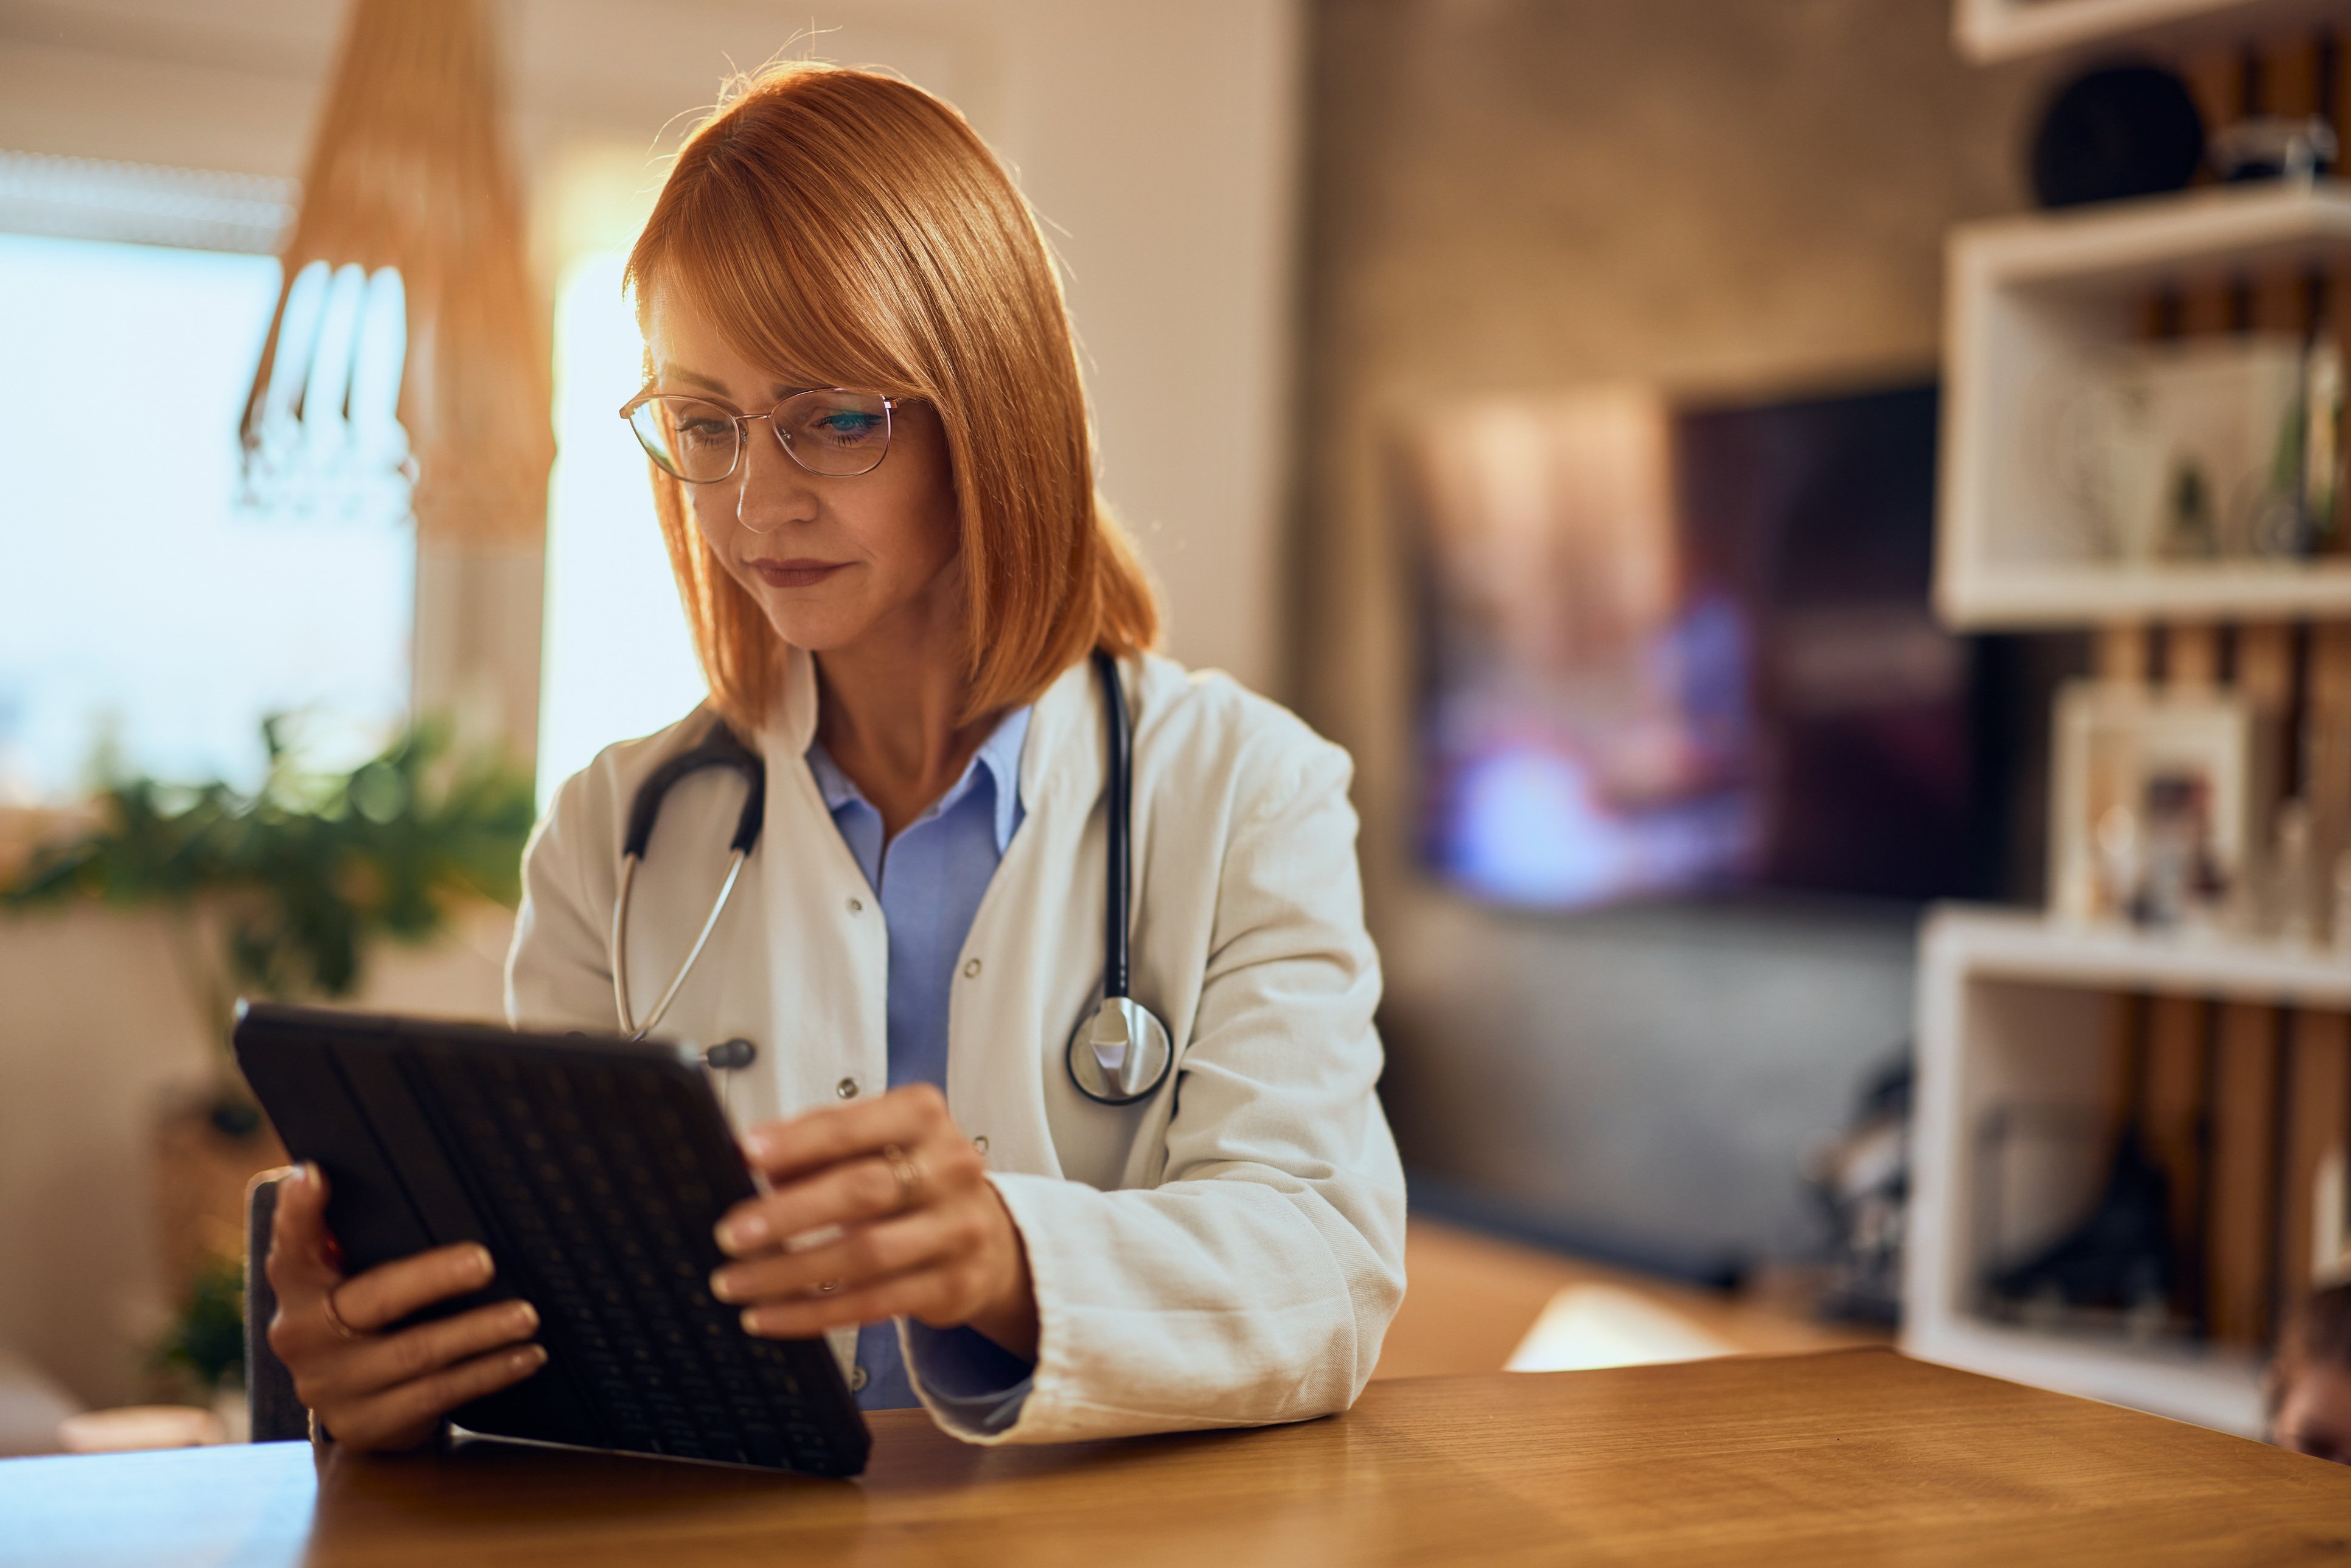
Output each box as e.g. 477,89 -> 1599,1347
625,61 -> 1158,733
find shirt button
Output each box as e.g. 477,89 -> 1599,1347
848,1363 -> 869,1392
963,958 -> 982,978
848,897 -> 864,915
972,1135 -> 989,1155
836,1078 -> 859,1099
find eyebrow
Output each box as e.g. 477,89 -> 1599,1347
653,363 -> 833,405
655,364 -> 736,397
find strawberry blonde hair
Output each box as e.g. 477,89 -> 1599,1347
624,61 -> 1158,733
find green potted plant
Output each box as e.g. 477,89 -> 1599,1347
3,718 -> 534,1405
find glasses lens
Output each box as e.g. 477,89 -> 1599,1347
776,390 -> 892,476
627,397 -> 739,483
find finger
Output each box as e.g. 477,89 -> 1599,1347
739,1267 -> 967,1340
265,1164 -> 343,1300
719,1127 -> 984,1256
737,1084 -> 951,1183
300,1298 -> 540,1406
330,1242 -> 496,1334
327,1343 -> 549,1452
714,1207 -> 972,1306
718,1154 -> 910,1256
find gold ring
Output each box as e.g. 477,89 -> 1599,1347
880,1143 -> 925,1210
321,1286 -> 364,1342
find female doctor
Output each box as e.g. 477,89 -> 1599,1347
265,60 -> 1404,1451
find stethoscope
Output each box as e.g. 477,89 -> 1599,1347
608,650 -> 1174,1106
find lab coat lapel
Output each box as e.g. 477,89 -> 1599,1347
947,658 -> 1113,1182
753,648 -> 890,1121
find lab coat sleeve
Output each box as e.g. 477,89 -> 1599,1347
916,738 -> 1407,1444
504,766 -> 624,1033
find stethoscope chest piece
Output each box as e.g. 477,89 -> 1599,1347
1067,995 -> 1172,1105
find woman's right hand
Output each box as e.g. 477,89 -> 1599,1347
263,1162 -> 548,1452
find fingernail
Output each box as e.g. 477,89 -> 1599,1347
743,1128 -> 779,1160
509,1300 -> 540,1332
514,1345 -> 548,1370
296,1162 -> 319,1187
739,1308 -> 765,1336
464,1244 -> 495,1282
709,1269 -> 741,1303
717,1214 -> 769,1253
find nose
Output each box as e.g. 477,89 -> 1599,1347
733,413 -> 817,535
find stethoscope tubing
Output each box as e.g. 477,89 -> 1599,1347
611,846 -> 750,1040
1095,648 -> 1134,1003
610,652 -> 1172,1104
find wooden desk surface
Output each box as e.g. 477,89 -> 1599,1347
6,1350 -> 2348,1567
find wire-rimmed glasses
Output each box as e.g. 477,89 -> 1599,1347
620,388 -> 898,481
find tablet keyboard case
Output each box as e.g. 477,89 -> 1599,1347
233,1003 -> 870,1477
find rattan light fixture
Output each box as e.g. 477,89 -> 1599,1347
240,0 -> 551,545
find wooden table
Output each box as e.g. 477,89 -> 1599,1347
7,1350 -> 2349,1567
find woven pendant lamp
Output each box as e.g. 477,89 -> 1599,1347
240,0 -> 550,545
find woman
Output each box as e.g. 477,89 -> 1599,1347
265,61 -> 1404,1449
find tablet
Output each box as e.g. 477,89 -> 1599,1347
232,1001 -> 870,1477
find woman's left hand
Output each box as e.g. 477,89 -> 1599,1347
710,1084 -> 1039,1359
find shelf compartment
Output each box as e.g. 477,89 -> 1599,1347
1937,181 -> 2351,630
1902,905 -> 2346,1437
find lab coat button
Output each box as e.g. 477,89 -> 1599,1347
963,958 -> 981,978
848,897 -> 864,915
848,1364 -> 869,1393
836,1078 -> 859,1099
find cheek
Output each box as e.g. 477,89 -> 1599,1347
885,435 -> 960,577
683,484 -> 734,542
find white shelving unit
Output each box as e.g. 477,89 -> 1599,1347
1901,907 -> 2349,1436
1954,0 -> 2347,64
1937,179 -> 2351,629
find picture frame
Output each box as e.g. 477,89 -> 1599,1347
2048,681 -> 2265,928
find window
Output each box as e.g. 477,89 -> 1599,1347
0,153 -> 413,801
535,251 -> 704,806
0,231 -> 414,800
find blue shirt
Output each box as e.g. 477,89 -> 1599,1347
805,706 -> 1035,1431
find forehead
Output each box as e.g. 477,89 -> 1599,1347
641,284 -> 824,399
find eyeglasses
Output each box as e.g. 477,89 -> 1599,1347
619,388 -> 898,482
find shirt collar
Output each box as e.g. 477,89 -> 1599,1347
805,704 -> 1032,854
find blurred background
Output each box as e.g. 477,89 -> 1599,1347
3,0 -> 2346,1457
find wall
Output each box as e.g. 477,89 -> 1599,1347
0,0 -> 1302,1406
1295,0 -> 2049,1267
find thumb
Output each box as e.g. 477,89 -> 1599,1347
265,1163 -> 343,1297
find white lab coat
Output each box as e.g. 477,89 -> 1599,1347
504,647 -> 1406,1444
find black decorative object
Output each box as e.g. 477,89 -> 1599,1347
1986,1124 -> 2176,1320
2031,62 -> 2207,210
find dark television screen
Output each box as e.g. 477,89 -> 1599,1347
1408,380 -> 2021,908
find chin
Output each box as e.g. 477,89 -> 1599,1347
748,597 -> 869,655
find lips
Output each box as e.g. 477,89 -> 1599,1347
747,558 -> 850,589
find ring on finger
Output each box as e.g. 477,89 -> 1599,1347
880,1143 -> 926,1211
320,1284 -> 366,1342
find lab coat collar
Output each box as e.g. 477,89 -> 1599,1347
1020,653 -> 1112,820
768,644 -> 1113,827
802,703 -> 1031,855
